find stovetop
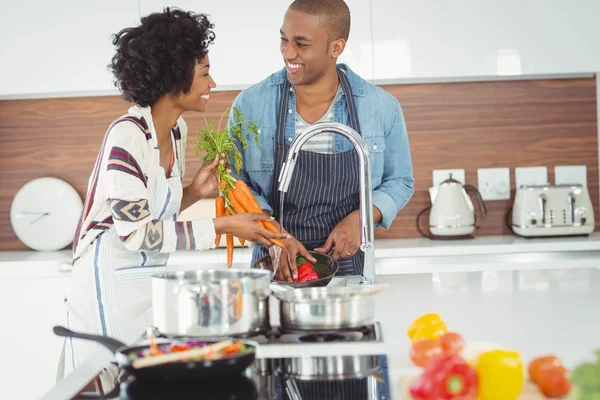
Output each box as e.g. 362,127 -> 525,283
231,322 -> 383,345
116,323 -> 388,400
117,354 -> 390,400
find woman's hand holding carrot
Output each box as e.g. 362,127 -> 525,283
213,213 -> 290,248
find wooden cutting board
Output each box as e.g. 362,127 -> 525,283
398,375 -> 547,399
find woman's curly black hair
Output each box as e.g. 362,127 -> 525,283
109,7 -> 215,107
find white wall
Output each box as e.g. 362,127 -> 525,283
0,0 -> 139,97
1,0 -> 600,99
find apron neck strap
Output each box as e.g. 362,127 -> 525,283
276,65 -> 361,146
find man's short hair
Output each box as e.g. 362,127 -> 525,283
289,0 -> 351,41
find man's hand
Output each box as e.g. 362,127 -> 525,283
314,207 -> 383,260
314,211 -> 361,260
266,215 -> 316,282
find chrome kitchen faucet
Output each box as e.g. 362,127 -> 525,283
277,122 -> 377,285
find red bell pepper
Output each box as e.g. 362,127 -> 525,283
295,262 -> 319,282
410,354 -> 478,400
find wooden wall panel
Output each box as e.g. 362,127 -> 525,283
0,77 -> 597,251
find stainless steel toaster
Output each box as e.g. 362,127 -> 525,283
511,184 -> 595,237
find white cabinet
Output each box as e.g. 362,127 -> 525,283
0,264 -> 70,400
139,0 -> 374,87
371,0 -> 600,82
0,0 -> 139,97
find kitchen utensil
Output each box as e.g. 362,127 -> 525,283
152,269 -> 271,336
421,173 -> 487,238
511,184 -> 595,237
356,283 -> 389,296
172,269 -> 272,336
52,326 -> 257,399
280,354 -> 381,381
273,286 -> 379,330
120,374 -> 259,400
252,251 -> 339,288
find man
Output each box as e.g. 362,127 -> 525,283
229,0 -> 414,282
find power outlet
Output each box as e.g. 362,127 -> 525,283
554,165 -> 587,186
432,169 -> 465,187
515,166 -> 548,188
477,168 -> 511,200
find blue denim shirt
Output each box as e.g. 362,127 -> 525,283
228,64 -> 414,229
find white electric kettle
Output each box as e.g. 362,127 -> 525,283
420,173 -> 487,238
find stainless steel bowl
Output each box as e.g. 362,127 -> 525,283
252,251 -> 339,288
273,287 -> 376,330
152,269 -> 271,336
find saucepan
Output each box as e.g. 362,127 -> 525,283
152,269 -> 272,336
252,250 -> 339,288
273,284 -> 389,331
53,326 -> 257,398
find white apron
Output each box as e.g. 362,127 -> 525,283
57,134 -> 183,392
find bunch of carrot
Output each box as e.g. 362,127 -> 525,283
215,176 -> 285,268
194,106 -> 284,268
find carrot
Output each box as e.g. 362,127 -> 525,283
226,234 -> 234,268
214,195 -> 225,247
239,237 -> 245,246
149,335 -> 164,356
231,183 -> 284,245
234,180 -> 262,212
222,342 -> 243,354
227,184 -> 286,249
224,208 -> 234,268
227,190 -> 247,214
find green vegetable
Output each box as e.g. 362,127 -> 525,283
569,350 -> 600,399
296,256 -> 310,266
194,107 -> 259,192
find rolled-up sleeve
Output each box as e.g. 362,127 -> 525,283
373,99 -> 415,229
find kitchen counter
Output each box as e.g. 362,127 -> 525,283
3,232 -> 600,277
41,264 -> 600,399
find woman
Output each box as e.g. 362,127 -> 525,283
60,7 -> 288,389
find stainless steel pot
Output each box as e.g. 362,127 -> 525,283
273,287 -> 376,330
280,354 -> 381,380
152,269 -> 271,336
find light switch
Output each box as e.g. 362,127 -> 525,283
432,169 -> 465,187
554,165 -> 587,186
478,168 -> 511,200
515,167 -> 548,188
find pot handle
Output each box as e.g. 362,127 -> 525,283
53,326 -> 127,354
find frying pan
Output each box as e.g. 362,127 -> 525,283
53,326 -> 257,398
252,251 -> 339,288
120,373 -> 259,400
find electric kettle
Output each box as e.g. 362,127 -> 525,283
420,173 -> 487,238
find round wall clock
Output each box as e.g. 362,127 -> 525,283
10,177 -> 83,251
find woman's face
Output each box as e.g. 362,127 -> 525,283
176,55 -> 217,112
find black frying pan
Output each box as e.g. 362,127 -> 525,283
252,251 -> 339,288
53,326 -> 257,399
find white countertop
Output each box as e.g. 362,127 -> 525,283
41,263 -> 600,400
4,233 -> 600,279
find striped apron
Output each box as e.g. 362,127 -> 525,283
251,67 -> 364,277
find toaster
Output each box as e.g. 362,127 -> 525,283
511,184 -> 595,237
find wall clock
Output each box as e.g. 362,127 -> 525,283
10,177 -> 83,251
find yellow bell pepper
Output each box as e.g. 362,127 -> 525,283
475,349 -> 524,400
407,313 -> 447,343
